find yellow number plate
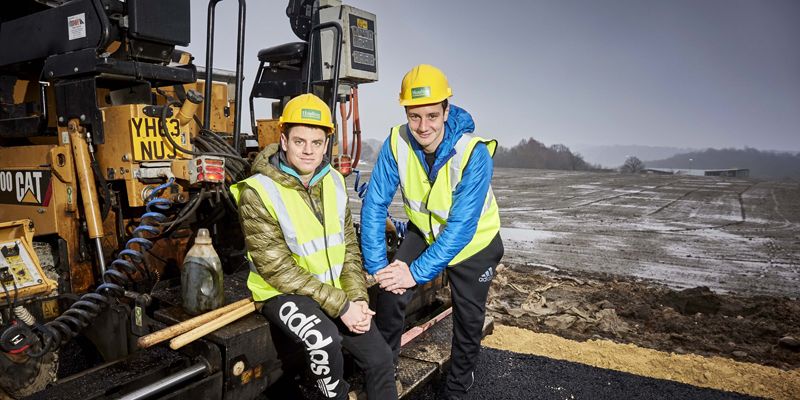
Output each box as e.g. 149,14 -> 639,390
129,117 -> 191,161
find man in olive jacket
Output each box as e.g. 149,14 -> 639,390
232,94 -> 397,399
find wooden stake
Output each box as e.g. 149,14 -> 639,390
169,301 -> 257,350
137,298 -> 253,349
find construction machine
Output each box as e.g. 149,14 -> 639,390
0,1 -> 474,399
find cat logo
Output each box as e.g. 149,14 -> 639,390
0,170 -> 52,206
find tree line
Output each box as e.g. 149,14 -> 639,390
492,138 -> 596,170
359,137 -> 598,171
646,147 -> 800,179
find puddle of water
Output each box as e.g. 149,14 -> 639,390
500,227 -> 561,242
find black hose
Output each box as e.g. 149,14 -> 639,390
158,101 -> 204,157
159,101 -> 246,162
219,186 -> 239,214
191,122 -> 249,181
22,181 -> 177,358
0,280 -> 13,324
91,158 -> 112,221
154,100 -> 249,185
160,188 -> 208,234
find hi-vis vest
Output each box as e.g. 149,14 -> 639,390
390,124 -> 500,265
230,170 -> 348,301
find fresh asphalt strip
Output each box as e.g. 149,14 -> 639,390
406,347 -> 761,400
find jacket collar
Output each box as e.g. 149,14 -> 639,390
250,144 -> 331,189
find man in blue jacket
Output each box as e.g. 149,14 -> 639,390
360,64 -> 503,399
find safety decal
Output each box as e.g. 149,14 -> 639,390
302,109 -> 322,121
68,13 -> 86,41
411,86 -> 431,99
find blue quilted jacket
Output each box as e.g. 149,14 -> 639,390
359,105 -> 494,283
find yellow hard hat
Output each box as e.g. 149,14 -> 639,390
278,93 -> 334,133
399,64 -> 452,106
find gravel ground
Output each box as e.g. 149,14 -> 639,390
405,347 -> 761,400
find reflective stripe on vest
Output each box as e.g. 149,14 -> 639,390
231,169 -> 348,301
390,124 -> 500,265
253,174 -> 346,259
247,261 -> 344,285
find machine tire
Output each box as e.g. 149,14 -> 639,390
0,350 -> 58,399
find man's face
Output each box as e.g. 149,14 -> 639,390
406,102 -> 449,154
281,125 -> 328,176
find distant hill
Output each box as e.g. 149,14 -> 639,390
357,138 -> 383,163
646,148 -> 800,179
571,144 -> 696,168
494,138 -> 594,170
360,137 -> 596,171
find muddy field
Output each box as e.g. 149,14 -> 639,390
488,263 -> 800,370
491,168 -> 800,298
350,167 -> 800,387
481,169 -> 800,372
353,168 -> 800,297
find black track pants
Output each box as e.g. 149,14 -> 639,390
375,225 -> 504,398
262,294 -> 398,400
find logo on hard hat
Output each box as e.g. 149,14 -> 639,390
411,87 -> 431,99
301,109 -> 322,121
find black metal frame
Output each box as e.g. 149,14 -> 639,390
246,15 -> 343,159
0,0 -> 197,143
305,21 -> 343,159
304,21 -> 343,121
203,0 -> 247,153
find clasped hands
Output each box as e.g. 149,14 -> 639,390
375,260 -> 416,295
340,300 -> 375,334
340,261 -> 416,334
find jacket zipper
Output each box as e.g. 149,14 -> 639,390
424,178 -> 436,241
306,181 -> 336,288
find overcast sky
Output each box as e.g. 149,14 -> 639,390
184,0 -> 800,152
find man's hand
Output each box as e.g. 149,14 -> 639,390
340,301 -> 371,334
353,300 -> 375,332
375,260 -> 416,293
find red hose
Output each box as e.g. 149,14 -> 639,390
351,87 -> 362,169
339,99 -> 349,157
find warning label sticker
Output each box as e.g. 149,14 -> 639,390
68,13 -> 87,41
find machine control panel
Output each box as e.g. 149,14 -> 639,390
0,241 -> 45,295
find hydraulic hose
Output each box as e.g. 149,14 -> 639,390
349,87 -> 362,169
156,96 -> 249,184
22,179 -> 177,358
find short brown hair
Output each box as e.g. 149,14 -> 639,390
404,99 -> 449,113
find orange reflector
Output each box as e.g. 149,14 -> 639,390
206,173 -> 224,182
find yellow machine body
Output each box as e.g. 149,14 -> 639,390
0,143 -> 97,293
96,104 -> 194,208
256,119 -> 281,147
